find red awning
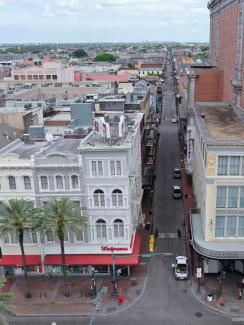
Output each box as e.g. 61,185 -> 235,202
0,255 -> 41,266
45,233 -> 141,266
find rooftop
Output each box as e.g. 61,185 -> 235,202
196,103 -> 244,145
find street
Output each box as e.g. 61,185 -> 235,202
8,60 -> 232,325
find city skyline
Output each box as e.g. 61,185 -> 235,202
0,0 -> 209,43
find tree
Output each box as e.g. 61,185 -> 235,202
94,52 -> 116,62
72,48 -> 88,58
0,199 -> 36,278
35,198 -> 86,279
0,277 -> 15,325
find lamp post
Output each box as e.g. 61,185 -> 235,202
112,254 -> 117,298
91,267 -> 97,296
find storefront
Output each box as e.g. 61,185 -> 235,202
0,255 -> 41,276
45,233 -> 141,275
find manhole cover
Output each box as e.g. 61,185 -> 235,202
230,307 -> 240,313
181,289 -> 187,293
106,307 -> 116,312
195,312 -> 202,318
136,289 -> 141,296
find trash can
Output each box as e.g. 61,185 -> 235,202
207,294 -> 213,302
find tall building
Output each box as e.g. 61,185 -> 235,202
0,113 -> 143,276
208,0 -> 244,107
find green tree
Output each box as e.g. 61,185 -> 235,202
0,277 -> 15,325
72,48 -> 88,58
0,199 -> 36,278
94,52 -> 116,62
35,198 -> 86,279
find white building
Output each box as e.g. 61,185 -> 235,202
0,112 -> 143,276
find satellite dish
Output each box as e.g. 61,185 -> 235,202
45,133 -> 54,142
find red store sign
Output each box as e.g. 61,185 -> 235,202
101,246 -> 128,252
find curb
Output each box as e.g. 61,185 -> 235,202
190,285 -> 244,318
12,263 -> 149,318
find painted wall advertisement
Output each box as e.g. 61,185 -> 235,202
186,126 -> 195,174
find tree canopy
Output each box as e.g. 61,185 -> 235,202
94,52 -> 116,62
72,48 -> 88,58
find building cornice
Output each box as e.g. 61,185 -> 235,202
208,0 -> 238,15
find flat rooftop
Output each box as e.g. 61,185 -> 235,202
196,103 -> 244,144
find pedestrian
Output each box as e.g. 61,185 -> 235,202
177,229 -> 181,238
155,228 -> 158,238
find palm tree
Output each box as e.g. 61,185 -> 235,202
0,199 -> 36,278
35,198 -> 86,279
0,277 -> 15,325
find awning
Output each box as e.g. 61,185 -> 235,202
45,233 -> 141,266
0,255 -> 41,266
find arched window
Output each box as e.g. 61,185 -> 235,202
96,219 -> 106,239
23,176 -> 31,190
113,219 -> 124,238
56,175 -> 64,190
112,189 -> 123,207
8,176 -> 16,190
40,176 -> 48,190
71,175 -> 79,189
94,189 -> 105,207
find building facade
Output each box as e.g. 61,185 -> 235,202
0,113 -> 143,276
208,0 -> 244,107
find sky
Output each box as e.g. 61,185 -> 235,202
0,0 -> 210,43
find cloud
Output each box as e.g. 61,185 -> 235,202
190,7 -> 208,14
0,0 -> 8,5
42,4 -> 55,17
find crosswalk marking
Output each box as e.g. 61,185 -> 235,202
159,232 -> 178,239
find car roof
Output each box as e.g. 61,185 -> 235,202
174,168 -> 180,172
173,185 -> 181,190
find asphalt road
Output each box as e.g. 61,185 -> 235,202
8,60 -> 233,325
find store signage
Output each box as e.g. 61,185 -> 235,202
196,267 -> 202,278
186,126 -> 194,173
101,246 -> 128,252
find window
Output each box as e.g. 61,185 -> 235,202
113,219 -> 124,238
216,187 -> 226,208
230,157 -> 240,175
23,176 -> 31,190
215,216 -> 225,237
110,161 -> 122,176
31,231 -> 37,244
94,189 -> 105,207
71,175 -> 79,189
75,231 -> 83,242
238,216 -> 244,236
217,156 -> 228,175
91,161 -> 103,176
226,216 -> 236,236
40,176 -> 48,190
56,175 -> 64,190
228,187 -> 238,208
240,188 -> 244,208
96,219 -> 106,239
72,201 -> 80,209
46,229 -> 54,242
8,176 -> 16,190
112,189 -> 123,207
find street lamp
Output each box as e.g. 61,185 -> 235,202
91,267 -> 97,296
112,254 -> 117,298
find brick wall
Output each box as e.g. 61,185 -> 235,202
194,69 -> 224,102
210,0 -> 239,103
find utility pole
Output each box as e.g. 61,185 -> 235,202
112,254 -> 117,298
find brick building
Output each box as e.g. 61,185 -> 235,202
208,0 -> 244,107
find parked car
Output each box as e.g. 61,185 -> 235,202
172,185 -> 182,199
173,168 -> 181,179
171,117 -> 177,123
174,256 -> 188,280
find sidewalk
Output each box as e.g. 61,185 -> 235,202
3,263 -> 147,316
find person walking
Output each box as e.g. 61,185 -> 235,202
177,229 -> 181,238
